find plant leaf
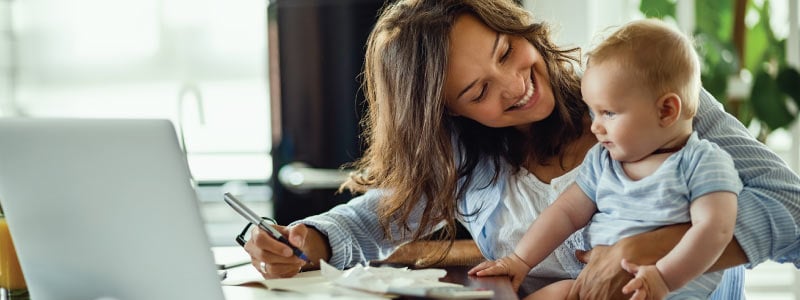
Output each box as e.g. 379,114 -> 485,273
750,69 -> 796,130
737,98 -> 754,127
639,0 -> 676,19
777,66 -> 800,108
696,0 -> 733,41
696,32 -> 737,109
745,8 -> 771,72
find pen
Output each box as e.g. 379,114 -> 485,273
223,193 -> 310,262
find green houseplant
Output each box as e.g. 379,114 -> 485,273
640,0 -> 800,141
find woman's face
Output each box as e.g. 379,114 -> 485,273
444,14 -> 555,131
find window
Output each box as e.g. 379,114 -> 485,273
7,0 -> 270,183
6,0 -> 271,246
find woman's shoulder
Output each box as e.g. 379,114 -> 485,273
693,89 -> 756,144
466,154 -> 513,186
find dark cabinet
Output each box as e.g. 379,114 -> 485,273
268,0 -> 383,224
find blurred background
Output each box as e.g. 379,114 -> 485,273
0,0 -> 797,298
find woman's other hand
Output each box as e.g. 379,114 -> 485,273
243,223 -> 309,278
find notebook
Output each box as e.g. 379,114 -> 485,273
0,118 -> 225,300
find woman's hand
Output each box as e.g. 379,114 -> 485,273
566,223 -> 749,299
566,245 -> 633,299
244,223 -> 324,279
567,224 -> 689,299
468,254 -> 531,291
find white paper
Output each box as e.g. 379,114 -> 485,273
319,260 -> 460,294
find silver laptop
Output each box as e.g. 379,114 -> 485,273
0,118 -> 224,300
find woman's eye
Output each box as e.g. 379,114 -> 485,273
501,42 -> 513,62
472,84 -> 488,102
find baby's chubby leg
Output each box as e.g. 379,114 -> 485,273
524,279 -> 574,300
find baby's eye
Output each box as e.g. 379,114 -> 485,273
602,111 -> 616,119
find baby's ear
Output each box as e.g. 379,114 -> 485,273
657,93 -> 682,127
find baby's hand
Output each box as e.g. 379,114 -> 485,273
620,259 -> 669,300
468,253 -> 531,290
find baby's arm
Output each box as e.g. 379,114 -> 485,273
623,190 -> 738,298
468,184 -> 597,290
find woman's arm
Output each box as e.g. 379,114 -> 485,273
246,188 -> 434,278
291,189 -> 429,269
566,223 -> 748,299
694,89 -> 800,267
376,239 -> 485,267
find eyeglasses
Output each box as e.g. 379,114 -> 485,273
235,217 -> 277,247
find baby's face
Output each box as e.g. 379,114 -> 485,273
581,60 -> 665,162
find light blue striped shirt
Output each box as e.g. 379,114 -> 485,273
294,90 -> 800,298
578,132 -> 742,247
576,132 -> 742,299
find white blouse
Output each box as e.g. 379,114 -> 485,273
484,167 -> 581,279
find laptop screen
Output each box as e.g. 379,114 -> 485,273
0,118 -> 224,300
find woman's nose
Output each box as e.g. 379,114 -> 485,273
499,72 -> 526,100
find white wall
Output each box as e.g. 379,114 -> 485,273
524,0 -> 638,50
0,1 -> 15,117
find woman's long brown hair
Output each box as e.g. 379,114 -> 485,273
342,0 -> 585,264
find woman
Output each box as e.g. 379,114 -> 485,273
245,0 -> 800,298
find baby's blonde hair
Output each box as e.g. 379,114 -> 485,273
587,19 -> 700,118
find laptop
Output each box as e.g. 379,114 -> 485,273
0,118 -> 225,300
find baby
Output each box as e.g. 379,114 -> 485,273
469,19 -> 742,300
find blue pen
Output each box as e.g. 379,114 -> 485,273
223,193 -> 310,262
